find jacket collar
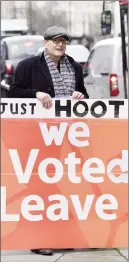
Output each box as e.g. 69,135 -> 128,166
38,52 -> 53,87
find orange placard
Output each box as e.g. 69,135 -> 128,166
1,115 -> 128,250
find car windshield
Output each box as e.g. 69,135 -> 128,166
8,39 -> 43,60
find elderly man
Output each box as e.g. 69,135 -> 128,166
7,26 -> 89,255
8,25 -> 89,103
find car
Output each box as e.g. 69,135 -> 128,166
1,35 -> 44,96
84,37 -> 128,98
35,44 -> 90,73
65,44 -> 90,69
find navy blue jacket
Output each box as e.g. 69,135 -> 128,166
8,53 -> 89,98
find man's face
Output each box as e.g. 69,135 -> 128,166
44,37 -> 67,58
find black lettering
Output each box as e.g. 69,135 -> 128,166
29,103 -> 36,114
109,100 -> 124,118
10,103 -> 18,114
55,100 -> 71,117
91,101 -> 107,118
73,101 -> 88,117
21,103 -> 27,115
0,103 -> 8,114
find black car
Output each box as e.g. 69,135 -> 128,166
1,35 -> 44,97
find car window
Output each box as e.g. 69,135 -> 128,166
8,40 -> 43,60
86,46 -> 113,75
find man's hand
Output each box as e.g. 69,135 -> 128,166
72,91 -> 85,100
36,92 -> 52,109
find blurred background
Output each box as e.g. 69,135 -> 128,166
1,1 -> 105,49
1,1 -> 128,99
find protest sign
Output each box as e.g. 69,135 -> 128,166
1,99 -> 128,250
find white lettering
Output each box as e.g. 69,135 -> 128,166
21,195 -> 44,221
38,158 -> 63,183
8,149 -> 39,184
68,122 -> 90,147
71,195 -> 94,220
65,152 -> 81,183
47,195 -> 68,221
1,186 -> 20,221
95,194 -> 118,220
107,150 -> 128,183
82,158 -> 105,183
39,122 -> 68,146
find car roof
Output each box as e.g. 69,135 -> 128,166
93,36 -> 128,49
36,44 -> 90,62
37,44 -> 88,51
67,44 -> 88,49
1,35 -> 43,43
66,45 -> 89,61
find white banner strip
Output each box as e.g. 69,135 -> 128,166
0,98 -> 128,119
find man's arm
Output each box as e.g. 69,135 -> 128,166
78,64 -> 89,98
7,61 -> 38,98
8,61 -> 53,109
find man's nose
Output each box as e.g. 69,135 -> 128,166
58,41 -> 63,46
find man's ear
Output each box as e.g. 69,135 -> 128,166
43,39 -> 47,46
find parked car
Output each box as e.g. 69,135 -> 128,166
35,44 -> 90,73
65,44 -> 90,69
1,35 -> 44,96
84,37 -> 128,98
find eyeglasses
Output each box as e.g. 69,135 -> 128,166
51,39 -> 67,45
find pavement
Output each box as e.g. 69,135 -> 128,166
1,249 -> 128,262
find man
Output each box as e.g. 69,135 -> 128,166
8,26 -> 89,255
8,25 -> 89,103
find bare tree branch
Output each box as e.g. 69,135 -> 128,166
32,2 -> 68,35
